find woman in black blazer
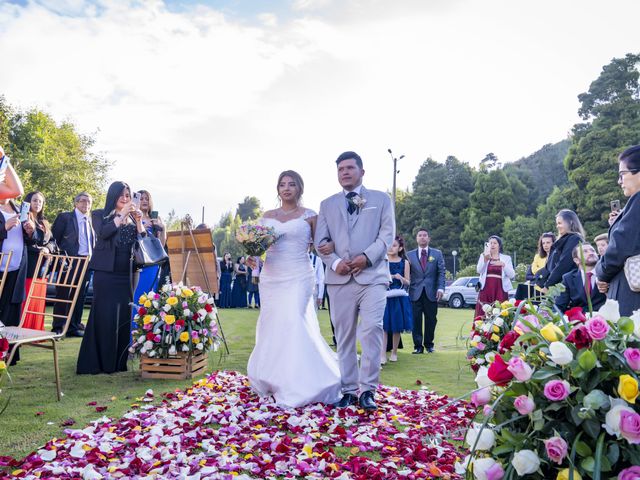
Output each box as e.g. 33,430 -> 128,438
77,181 -> 146,374
0,198 -> 35,363
539,209 -> 585,291
596,145 -> 640,316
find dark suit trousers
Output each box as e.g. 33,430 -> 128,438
52,262 -> 91,333
412,290 -> 438,349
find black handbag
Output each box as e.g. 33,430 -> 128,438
132,234 -> 168,268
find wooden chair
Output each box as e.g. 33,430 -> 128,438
0,251 -> 13,296
0,251 -> 90,400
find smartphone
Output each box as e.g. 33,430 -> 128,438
19,201 -> 30,222
150,210 -> 158,219
610,200 -> 621,213
132,192 -> 141,207
483,242 -> 490,255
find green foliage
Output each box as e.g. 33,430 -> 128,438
564,53 -> 640,235
457,264 -> 478,278
514,263 -> 528,283
536,185 -> 576,235
0,98 -> 110,216
395,156 -> 475,260
502,215 -> 540,266
212,211 -> 243,259
236,196 -> 262,222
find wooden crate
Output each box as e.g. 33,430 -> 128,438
140,351 -> 208,379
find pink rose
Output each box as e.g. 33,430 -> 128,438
585,316 -> 610,340
483,405 -> 493,416
153,334 -> 161,343
544,379 -> 571,402
485,462 -> 505,480
514,395 -> 535,415
476,342 -> 486,351
514,315 -> 540,333
620,410 -> 640,444
624,348 -> 640,371
471,387 -> 492,407
507,357 -> 534,382
544,436 -> 568,464
619,466 -> 640,480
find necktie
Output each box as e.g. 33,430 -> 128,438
585,271 -> 593,297
346,192 -> 357,215
84,217 -> 92,256
420,249 -> 427,270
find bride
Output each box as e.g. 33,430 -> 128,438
247,170 -> 342,408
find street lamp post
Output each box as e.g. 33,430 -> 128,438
387,148 -> 404,213
452,250 -> 458,279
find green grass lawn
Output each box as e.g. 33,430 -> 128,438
0,306 -> 475,458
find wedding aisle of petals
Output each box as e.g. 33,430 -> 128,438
0,371 -> 474,479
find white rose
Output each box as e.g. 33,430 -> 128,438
630,309 -> 640,340
484,352 -> 496,364
162,284 -> 170,293
182,344 -> 189,352
492,308 -> 501,316
198,308 -> 208,318
163,304 -> 172,312
183,309 -> 192,317
511,449 -> 540,476
148,350 -> 156,357
597,299 -> 620,323
548,342 -> 573,366
604,398 -> 635,437
465,423 -> 495,450
152,301 -> 159,309
168,345 -> 177,356
473,457 -> 501,480
472,335 -> 482,343
493,317 -> 504,327
143,340 -> 153,350
476,358 -> 486,365
207,297 -> 215,304
475,366 -> 492,388
454,455 -> 471,475
196,342 -> 204,350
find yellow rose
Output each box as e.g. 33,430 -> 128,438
144,300 -> 152,308
165,315 -> 176,325
167,297 -> 179,306
500,301 -> 511,309
0,361 -> 6,370
492,325 -> 500,333
540,323 -> 564,342
138,295 -> 147,305
618,374 -> 639,404
500,310 -> 509,317
557,469 -> 582,480
470,341 -> 478,347
179,332 -> 190,342
143,315 -> 153,325
490,333 -> 500,342
181,288 -> 194,298
193,337 -> 200,344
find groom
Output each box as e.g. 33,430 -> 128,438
315,151 -> 395,410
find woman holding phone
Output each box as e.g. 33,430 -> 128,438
475,235 -> 515,318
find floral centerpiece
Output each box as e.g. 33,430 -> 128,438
235,223 -> 278,256
460,298 -> 640,479
129,282 -> 222,359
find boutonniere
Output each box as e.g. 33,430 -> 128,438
348,194 -> 367,212
428,256 -> 435,262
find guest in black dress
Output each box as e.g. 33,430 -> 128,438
230,256 -> 248,308
218,252 -> 233,308
77,181 -> 146,375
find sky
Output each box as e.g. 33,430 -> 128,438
0,0 -> 638,225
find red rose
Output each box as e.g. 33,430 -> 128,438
146,332 -> 155,341
499,330 -> 521,353
138,307 -> 147,316
0,338 -> 9,353
176,319 -> 185,328
487,355 -> 514,386
566,325 -> 592,350
514,300 -> 522,307
565,307 -> 587,323
204,304 -> 213,313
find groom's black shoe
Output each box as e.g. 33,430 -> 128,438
359,391 -> 377,411
412,347 -> 424,354
333,393 -> 358,408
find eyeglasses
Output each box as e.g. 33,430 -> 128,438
618,169 -> 640,181
76,199 -> 91,204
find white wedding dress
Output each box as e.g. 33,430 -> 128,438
247,209 -> 342,408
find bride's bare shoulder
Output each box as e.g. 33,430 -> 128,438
263,209 -> 278,219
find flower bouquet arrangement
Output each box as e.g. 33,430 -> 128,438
0,332 -> 10,415
460,298 -> 640,479
129,282 -> 222,359
235,223 -> 279,256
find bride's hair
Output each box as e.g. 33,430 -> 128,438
277,170 -> 304,204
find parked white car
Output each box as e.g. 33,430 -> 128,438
441,276 -> 516,309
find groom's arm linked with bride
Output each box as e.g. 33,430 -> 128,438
314,151 -> 395,411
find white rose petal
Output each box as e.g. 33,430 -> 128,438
465,423 -> 495,451
169,345 -> 177,355
494,318 -> 504,327
473,457 -> 501,480
69,444 -> 86,458
82,465 -> 103,480
38,449 -> 56,461
597,299 -> 621,323
604,398 -> 635,437
475,366 -> 492,388
548,342 -> 573,366
511,449 -> 540,476
630,309 -> 640,340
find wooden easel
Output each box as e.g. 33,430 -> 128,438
166,215 -> 229,354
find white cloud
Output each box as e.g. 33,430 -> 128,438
0,0 -> 638,226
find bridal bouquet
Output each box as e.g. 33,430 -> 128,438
129,282 -> 222,359
235,223 -> 278,256
460,298 -> 640,479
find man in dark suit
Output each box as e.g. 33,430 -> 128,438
407,228 -> 445,353
556,243 -> 606,313
50,192 -> 95,336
